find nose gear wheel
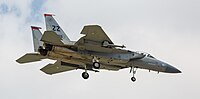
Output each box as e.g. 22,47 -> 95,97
130,66 -> 138,82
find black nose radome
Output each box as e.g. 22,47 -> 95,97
165,66 -> 181,73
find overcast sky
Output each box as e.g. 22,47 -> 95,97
0,0 -> 200,99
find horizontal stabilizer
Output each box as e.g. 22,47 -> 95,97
16,53 -> 45,64
41,31 -> 64,45
40,61 -> 76,75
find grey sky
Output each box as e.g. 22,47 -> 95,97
0,0 -> 200,99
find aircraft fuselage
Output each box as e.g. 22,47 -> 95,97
44,45 -> 181,73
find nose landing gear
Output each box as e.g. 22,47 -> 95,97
131,76 -> 136,82
130,66 -> 138,82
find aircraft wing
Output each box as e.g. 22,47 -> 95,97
40,61 -> 77,75
75,25 -> 114,46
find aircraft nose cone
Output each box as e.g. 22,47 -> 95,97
165,66 -> 181,73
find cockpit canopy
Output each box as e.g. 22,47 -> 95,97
136,51 -> 155,59
146,54 -> 155,58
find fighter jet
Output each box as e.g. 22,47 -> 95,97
16,14 -> 181,82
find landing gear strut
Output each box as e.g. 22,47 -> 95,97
82,65 -> 89,79
92,56 -> 100,69
130,66 -> 137,82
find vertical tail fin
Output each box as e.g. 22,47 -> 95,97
31,26 -> 43,52
44,14 -> 71,44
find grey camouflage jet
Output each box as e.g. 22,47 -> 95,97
16,14 -> 181,82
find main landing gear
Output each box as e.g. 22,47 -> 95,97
82,65 -> 89,79
92,56 -> 100,69
82,72 -> 89,79
130,66 -> 138,82
93,62 -> 100,69
81,56 -> 101,79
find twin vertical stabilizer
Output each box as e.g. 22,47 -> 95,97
44,14 -> 71,44
31,26 -> 43,52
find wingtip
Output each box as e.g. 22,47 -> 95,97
44,13 -> 55,17
31,26 -> 42,30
